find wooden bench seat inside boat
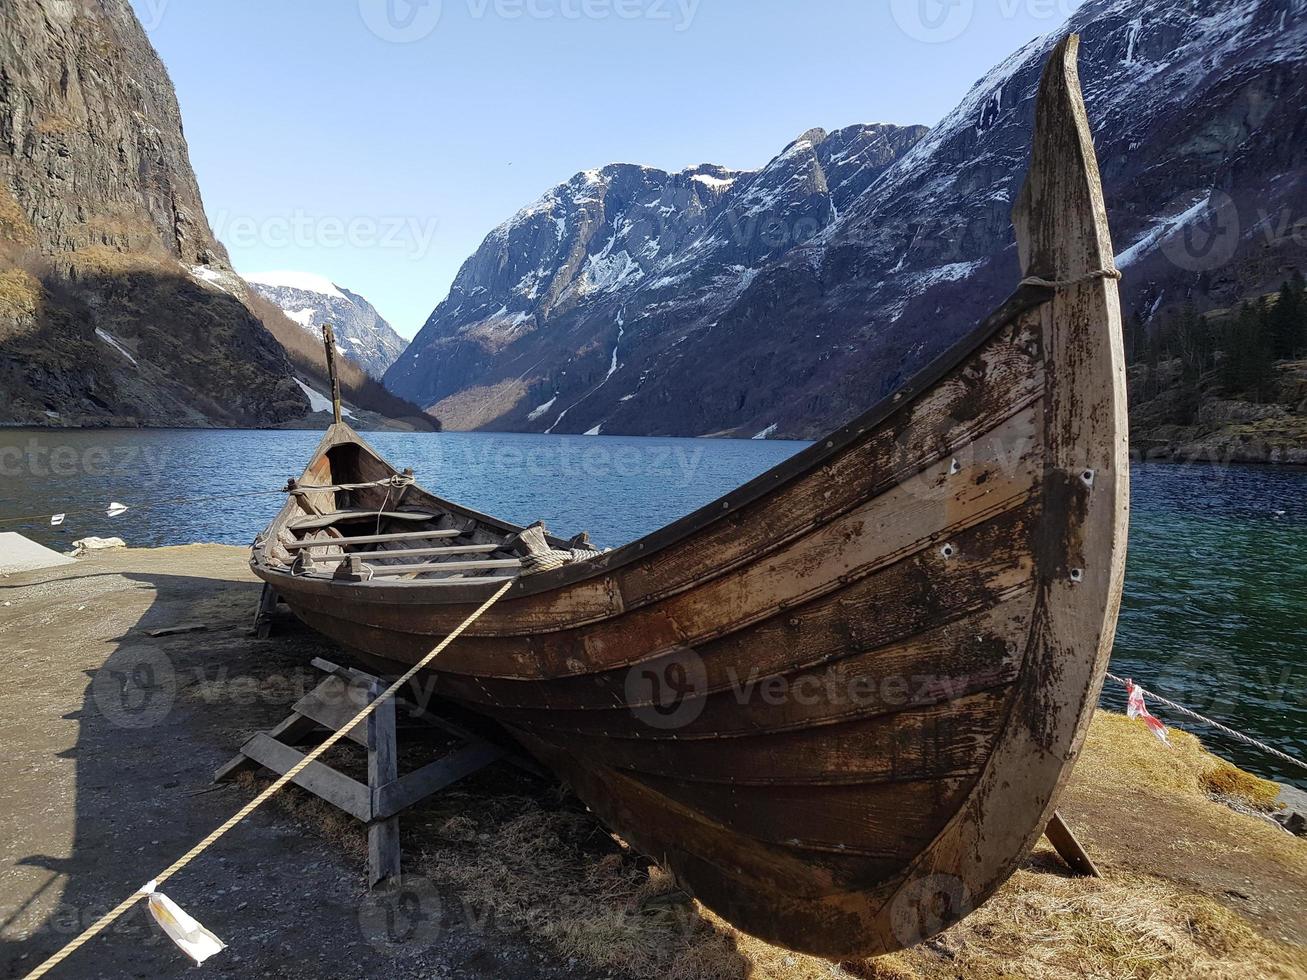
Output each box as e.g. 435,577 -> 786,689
288,509 -> 438,531
284,528 -> 462,549
304,544 -> 501,561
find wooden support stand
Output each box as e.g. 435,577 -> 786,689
215,658 -> 510,887
252,583 -> 282,639
1044,811 -> 1100,877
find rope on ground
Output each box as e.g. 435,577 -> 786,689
22,577 -> 516,980
1105,672 -> 1307,773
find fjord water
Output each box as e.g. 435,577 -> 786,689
1,428 -> 1303,789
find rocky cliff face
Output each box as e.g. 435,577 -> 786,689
247,272 -> 407,380
387,0 -> 1307,439
0,0 -> 307,426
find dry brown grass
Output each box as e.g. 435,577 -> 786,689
404,787 -> 1304,980
0,184 -> 37,247
427,378 -> 530,430
34,111 -> 77,135
856,859 -> 1306,980
0,268 -> 42,320
54,243 -> 175,275
1078,712 -> 1283,812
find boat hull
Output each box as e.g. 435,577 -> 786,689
251,35 -> 1127,958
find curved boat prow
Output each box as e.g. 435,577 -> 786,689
863,31 -> 1129,955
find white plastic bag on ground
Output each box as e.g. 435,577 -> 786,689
139,881 -> 226,965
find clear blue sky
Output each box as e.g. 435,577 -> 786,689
132,0 -> 1074,338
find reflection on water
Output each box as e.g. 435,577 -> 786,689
0,429 -> 1302,788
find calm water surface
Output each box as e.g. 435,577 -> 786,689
1,428 -> 1303,789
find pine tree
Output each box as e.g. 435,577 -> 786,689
1124,314 -> 1146,365
1244,298 -> 1276,401
1221,301 -> 1272,398
1266,273 -> 1306,359
1144,321 -> 1162,400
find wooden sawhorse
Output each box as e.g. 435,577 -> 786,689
216,657 -> 512,886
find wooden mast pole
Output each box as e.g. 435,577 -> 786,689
321,322 -> 343,425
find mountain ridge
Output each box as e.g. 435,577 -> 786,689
386,0 -> 1307,440
247,271 -> 407,379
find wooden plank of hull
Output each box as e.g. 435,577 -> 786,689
812,36 -> 1127,958
284,500 -> 1035,705
613,329 -> 1045,609
249,35 -> 1126,961
518,731 -> 914,901
446,600 -> 1031,739
525,689 -> 1012,787
625,772 -> 976,859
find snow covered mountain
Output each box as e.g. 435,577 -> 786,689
382,127 -> 927,429
386,0 -> 1306,438
248,271 -> 407,379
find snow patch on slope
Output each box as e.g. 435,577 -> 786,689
527,396 -> 557,421
294,379 -> 354,418
95,329 -> 137,367
246,270 -> 346,301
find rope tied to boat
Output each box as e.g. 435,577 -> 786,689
285,474 -> 416,495
1105,672 -> 1307,774
22,577 -> 516,980
521,547 -> 605,574
1019,266 -> 1122,290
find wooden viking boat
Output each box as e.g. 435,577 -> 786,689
251,36 -> 1127,958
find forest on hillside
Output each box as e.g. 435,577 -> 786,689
1127,275 -> 1307,424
